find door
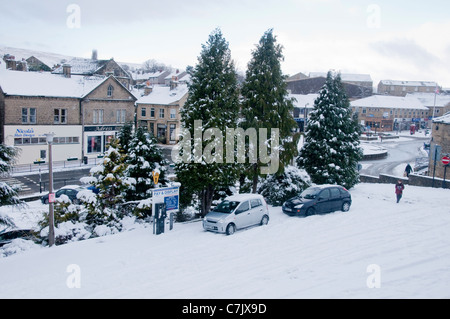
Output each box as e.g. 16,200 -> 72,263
316,189 -> 332,214
234,200 -> 252,229
250,198 -> 264,225
329,187 -> 342,212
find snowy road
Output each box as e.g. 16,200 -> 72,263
360,137 -> 428,177
1,183 -> 450,299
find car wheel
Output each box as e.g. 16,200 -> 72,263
260,215 -> 269,226
306,207 -> 315,216
226,223 -> 236,236
342,202 -> 351,212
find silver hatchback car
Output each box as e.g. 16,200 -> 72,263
203,194 -> 270,235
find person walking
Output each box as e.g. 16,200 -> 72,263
404,163 -> 413,177
395,180 -> 405,203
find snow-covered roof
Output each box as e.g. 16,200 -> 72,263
379,80 -> 437,87
289,93 -> 317,109
406,92 -> 450,107
136,85 -> 189,105
0,68 -> 107,98
309,72 -> 372,83
52,57 -> 106,75
350,95 -> 428,110
432,112 -> 450,124
0,45 -> 73,69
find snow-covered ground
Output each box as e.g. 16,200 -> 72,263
1,183 -> 450,299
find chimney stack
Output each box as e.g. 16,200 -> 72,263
62,63 -> 72,78
144,84 -> 153,96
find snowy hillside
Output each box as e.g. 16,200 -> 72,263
1,183 -> 450,299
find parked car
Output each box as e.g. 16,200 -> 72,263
41,185 -> 86,204
0,229 -> 34,247
282,185 -> 351,217
203,194 -> 270,235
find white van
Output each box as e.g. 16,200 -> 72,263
202,194 -> 269,235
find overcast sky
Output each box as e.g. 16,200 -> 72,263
1,0 -> 449,87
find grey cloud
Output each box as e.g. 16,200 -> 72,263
370,38 -> 442,70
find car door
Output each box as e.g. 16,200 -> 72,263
250,198 -> 264,225
316,189 -> 332,214
234,200 -> 252,229
329,187 -> 342,212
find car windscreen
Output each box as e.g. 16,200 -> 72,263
213,200 -> 240,214
300,187 -> 320,199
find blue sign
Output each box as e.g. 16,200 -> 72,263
165,195 -> 179,211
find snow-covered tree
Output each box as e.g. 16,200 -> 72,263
0,144 -> 23,211
125,126 -> 169,201
240,29 -> 299,193
297,71 -> 363,189
257,166 -> 311,206
175,28 -> 241,216
84,138 -> 135,225
117,122 -> 134,154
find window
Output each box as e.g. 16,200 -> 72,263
54,108 -> 67,124
141,107 -> 146,117
250,198 -> 262,208
87,136 -> 102,153
22,108 -> 36,124
93,109 -> 104,124
236,201 -> 250,214
107,85 -> 114,97
116,109 -> 126,123
170,109 -> 176,119
330,188 -> 340,199
170,124 -> 176,142
319,189 -> 331,200
150,108 -> 155,118
159,108 -> 165,118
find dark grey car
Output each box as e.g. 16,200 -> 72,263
282,185 -> 351,217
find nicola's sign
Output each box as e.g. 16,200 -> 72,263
15,128 -> 36,137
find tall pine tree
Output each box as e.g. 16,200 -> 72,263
240,29 -> 299,193
0,144 -> 23,210
125,126 -> 168,201
297,71 -> 363,189
175,28 -> 240,216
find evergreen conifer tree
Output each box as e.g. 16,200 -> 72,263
0,144 -> 23,210
240,29 -> 299,192
297,71 -> 363,189
175,28 -> 240,216
125,126 -> 168,201
85,138 -> 135,225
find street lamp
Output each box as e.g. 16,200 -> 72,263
44,132 -> 55,247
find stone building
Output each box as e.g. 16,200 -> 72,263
378,80 -> 439,97
52,57 -> 132,89
429,113 -> 450,180
136,83 -> 188,145
350,95 -> 429,132
0,67 -> 136,165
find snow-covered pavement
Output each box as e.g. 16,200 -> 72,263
1,183 -> 450,299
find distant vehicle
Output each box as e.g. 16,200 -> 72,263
41,185 -> 86,204
282,185 -> 352,217
203,194 -> 269,235
0,229 -> 34,247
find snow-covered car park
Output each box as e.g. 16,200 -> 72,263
1,183 -> 450,298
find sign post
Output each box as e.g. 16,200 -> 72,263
151,186 -> 179,234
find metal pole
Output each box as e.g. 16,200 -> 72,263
443,165 -> 447,188
432,146 -> 438,188
48,141 -> 55,247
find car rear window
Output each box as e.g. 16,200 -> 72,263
330,188 -> 340,198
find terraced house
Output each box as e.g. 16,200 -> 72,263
0,66 -> 136,165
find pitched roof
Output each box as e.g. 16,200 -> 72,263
309,72 -> 372,83
379,80 -> 437,87
433,112 -> 450,124
137,85 -> 189,105
0,68 -> 108,98
350,95 -> 428,110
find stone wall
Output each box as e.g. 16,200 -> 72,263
360,173 -> 449,189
